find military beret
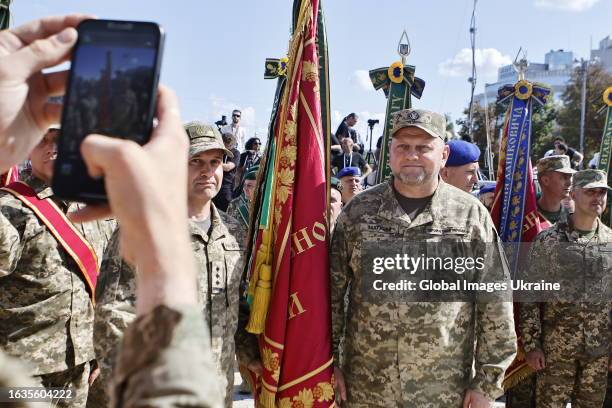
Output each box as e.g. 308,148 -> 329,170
330,177 -> 341,191
573,169 -> 611,190
244,166 -> 259,181
445,140 -> 480,167
478,184 -> 496,196
337,166 -> 361,179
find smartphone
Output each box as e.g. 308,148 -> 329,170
53,19 -> 164,202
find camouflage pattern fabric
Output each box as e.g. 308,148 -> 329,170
330,180 -> 517,407
0,176 -> 95,376
111,304 -> 224,408
92,205 -> 258,407
225,194 -> 248,227
520,218 -> 612,407
38,362 -> 90,407
68,202 -> 116,262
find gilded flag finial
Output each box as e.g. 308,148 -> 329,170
397,29 -> 411,66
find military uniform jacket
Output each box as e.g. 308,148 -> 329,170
0,177 -> 95,375
520,218 -> 612,360
330,180 -> 517,407
95,204 -> 258,407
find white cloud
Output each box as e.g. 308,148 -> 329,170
534,0 -> 600,11
438,48 -> 512,80
350,70 -> 373,92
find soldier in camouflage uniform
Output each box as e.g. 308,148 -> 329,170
507,155 -> 576,408
520,169 -> 612,408
330,108 -> 517,407
92,122 -> 259,408
0,129 -> 97,407
226,166 -> 258,227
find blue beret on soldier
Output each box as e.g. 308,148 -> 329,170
446,140 -> 481,167
337,166 -> 362,179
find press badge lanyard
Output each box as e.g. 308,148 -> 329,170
344,153 -> 353,167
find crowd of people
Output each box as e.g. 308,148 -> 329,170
0,13 -> 610,408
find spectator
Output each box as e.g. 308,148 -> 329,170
221,109 -> 247,150
234,137 -> 262,192
213,133 -> 240,211
335,113 -> 363,153
589,152 -> 600,169
440,140 -> 481,193
337,166 -> 363,204
478,184 -> 495,211
332,135 -> 371,179
545,136 -> 583,168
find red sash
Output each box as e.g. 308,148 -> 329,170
0,166 -> 19,186
1,181 -> 98,303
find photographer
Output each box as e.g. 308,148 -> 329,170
0,14 -> 223,408
335,113 -> 363,153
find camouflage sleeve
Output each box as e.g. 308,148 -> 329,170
111,304 -> 223,408
471,214 -> 517,400
0,208 -> 23,277
518,239 -> 546,354
235,288 -> 259,365
94,229 -> 137,390
329,211 -> 351,365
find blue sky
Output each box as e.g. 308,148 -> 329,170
11,0 -> 611,146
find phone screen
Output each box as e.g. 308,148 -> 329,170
55,20 -> 163,201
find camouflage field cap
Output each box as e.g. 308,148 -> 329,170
536,155 -> 576,175
391,108 -> 446,140
572,169 -> 612,190
184,121 -> 233,158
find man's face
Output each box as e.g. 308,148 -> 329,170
330,188 -> 342,225
389,128 -> 448,187
540,171 -> 572,200
232,111 -> 241,124
479,192 -> 494,209
187,150 -> 224,202
441,162 -> 479,192
571,187 -> 607,217
341,136 -> 353,153
554,146 -> 566,156
243,179 -> 257,201
340,176 -> 362,202
30,129 -> 59,182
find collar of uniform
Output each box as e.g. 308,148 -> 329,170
189,203 -> 228,243
23,174 -> 54,200
560,215 -> 602,241
378,178 -> 448,229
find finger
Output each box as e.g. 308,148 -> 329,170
11,14 -> 93,46
80,134 -> 141,180
11,27 -> 78,80
338,378 -> 347,401
43,102 -> 63,125
68,204 -> 112,224
462,391 -> 471,408
44,69 -> 69,96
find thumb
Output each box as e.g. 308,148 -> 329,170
12,27 -> 78,79
463,391 -> 471,408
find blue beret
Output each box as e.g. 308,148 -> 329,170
478,184 -> 496,195
337,166 -> 361,178
446,140 -> 481,167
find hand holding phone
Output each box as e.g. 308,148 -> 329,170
53,19 -> 165,202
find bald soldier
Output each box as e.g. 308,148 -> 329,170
331,108 -> 516,407
92,122 -> 259,408
520,169 -> 612,408
440,139 -> 481,193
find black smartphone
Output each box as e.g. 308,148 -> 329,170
53,19 -> 164,202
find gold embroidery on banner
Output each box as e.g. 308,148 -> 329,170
302,60 -> 317,82
278,381 -> 334,408
279,145 -> 297,166
262,346 -> 281,382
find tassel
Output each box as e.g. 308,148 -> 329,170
258,385 -> 276,408
246,263 -> 272,334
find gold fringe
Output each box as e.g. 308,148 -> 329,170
258,386 -> 276,408
503,364 -> 535,390
247,230 -> 273,334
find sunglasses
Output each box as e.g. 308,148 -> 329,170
233,114 -> 241,118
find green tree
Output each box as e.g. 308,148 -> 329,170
557,63 -> 612,162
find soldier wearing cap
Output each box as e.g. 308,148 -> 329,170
536,155 -> 576,224
507,155 -> 577,408
331,108 -> 516,407
92,122 -> 259,408
336,166 -> 363,204
520,169 -> 612,408
226,165 -> 258,227
440,139 -> 481,193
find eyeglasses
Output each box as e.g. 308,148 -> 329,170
233,114 -> 241,118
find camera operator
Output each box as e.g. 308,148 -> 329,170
335,113 -> 363,154
0,14 -> 223,408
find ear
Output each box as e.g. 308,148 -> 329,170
441,144 -> 450,166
